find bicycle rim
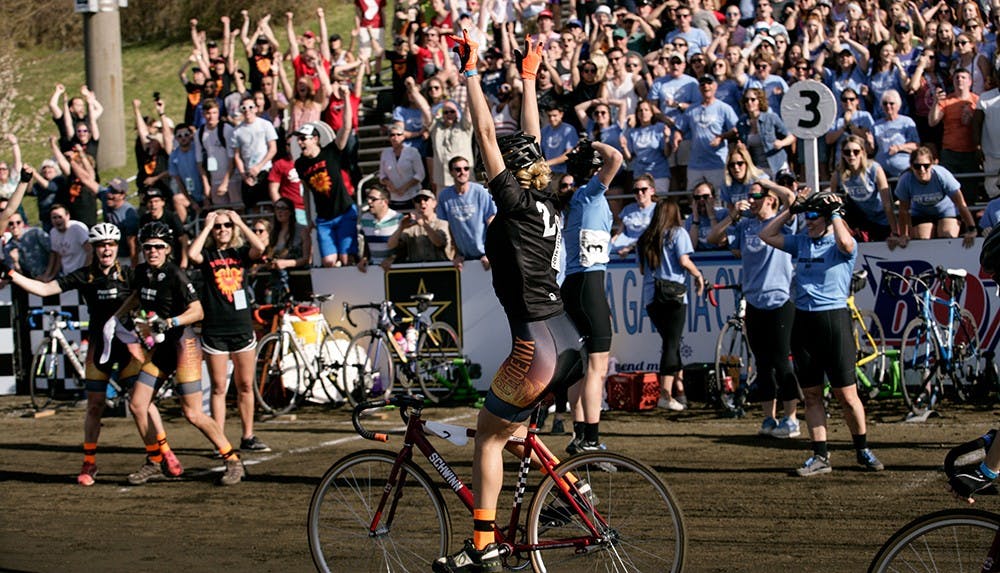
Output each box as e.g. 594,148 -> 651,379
415,322 -> 462,403
855,309 -> 886,400
868,509 -> 1000,573
342,331 -> 394,406
714,322 -> 753,415
308,450 -> 451,573
318,325 -> 354,406
527,452 -> 685,573
253,332 -> 302,414
950,310 -> 983,402
29,337 -> 56,411
899,319 -> 939,412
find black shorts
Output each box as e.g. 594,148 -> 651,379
560,270 -> 612,353
242,170 -> 270,209
484,312 -> 584,422
84,337 -> 142,391
791,307 -> 855,389
201,331 -> 257,355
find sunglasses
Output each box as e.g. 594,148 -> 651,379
633,186 -> 651,193
842,96 -> 857,102
882,101 -> 898,107
142,243 -> 169,251
582,67 -> 597,73
694,194 -> 712,200
804,211 -> 823,220
594,109 -> 608,115
452,166 -> 470,172
956,40 -> 970,45
728,161 -> 747,167
213,222 -> 234,230
560,182 -> 575,189
252,228 -> 268,234
429,85 -> 443,90
672,42 -> 687,47
240,104 -> 256,112
749,192 -> 768,200
913,163 -> 932,170
754,63 -> 768,69
389,132 -> 404,137
7,220 -> 22,227
414,196 -> 433,202
94,240 -> 117,248
843,148 -> 863,156
443,109 -> 458,114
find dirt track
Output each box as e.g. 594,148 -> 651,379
1,394 -> 997,572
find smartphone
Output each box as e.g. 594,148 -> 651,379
153,91 -> 161,101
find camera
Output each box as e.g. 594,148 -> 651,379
153,92 -> 161,101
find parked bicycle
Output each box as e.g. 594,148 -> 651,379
306,394 -> 686,572
28,309 -> 89,410
342,294 -> 464,404
707,283 -> 756,417
868,432 -> 1000,572
848,269 -> 889,402
252,293 -> 353,415
882,266 -> 983,416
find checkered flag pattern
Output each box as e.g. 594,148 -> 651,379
0,288 -> 15,394
26,291 -> 88,396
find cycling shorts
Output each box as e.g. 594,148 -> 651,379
791,307 -> 855,389
484,312 -> 584,422
560,270 -> 612,353
83,337 -> 143,392
137,326 -> 203,394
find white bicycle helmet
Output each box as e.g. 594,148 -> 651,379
89,222 -> 122,243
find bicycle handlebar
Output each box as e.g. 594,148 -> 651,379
252,301 -> 321,325
28,309 -> 76,329
351,394 -> 426,443
707,284 -> 742,308
343,302 -> 385,329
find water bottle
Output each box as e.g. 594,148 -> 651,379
78,338 -> 89,361
405,325 -> 419,354
371,372 -> 383,395
393,331 -> 406,351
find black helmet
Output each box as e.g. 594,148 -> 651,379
564,137 -> 603,183
789,190 -> 843,217
138,221 -> 173,244
497,132 -> 543,171
982,225 -> 1000,276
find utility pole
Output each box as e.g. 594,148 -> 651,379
79,0 -> 126,169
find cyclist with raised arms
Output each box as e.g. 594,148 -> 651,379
949,226 -> 1000,501
759,191 -> 884,476
113,221 -> 244,486
560,139 -> 623,454
188,209 -> 268,453
433,32 -> 584,573
2,223 -> 181,486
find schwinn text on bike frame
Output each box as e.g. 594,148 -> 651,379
429,453 -> 464,492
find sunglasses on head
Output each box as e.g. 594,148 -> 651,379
213,222 -> 234,230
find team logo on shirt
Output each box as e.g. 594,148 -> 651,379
307,166 -> 333,196
213,266 -> 244,303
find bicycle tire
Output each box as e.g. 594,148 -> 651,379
253,331 -> 303,415
868,508 -> 1000,573
317,325 -> 354,406
714,321 -> 754,415
526,451 -> 686,573
950,309 -> 983,403
899,318 -> 940,412
855,309 -> 887,401
29,337 -> 57,411
414,322 -> 462,403
307,449 -> 451,573
341,330 -> 395,406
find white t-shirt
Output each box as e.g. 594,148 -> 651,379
977,88 -> 1000,160
231,118 -> 278,172
49,220 -> 89,275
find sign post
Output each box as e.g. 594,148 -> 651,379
780,80 -> 837,193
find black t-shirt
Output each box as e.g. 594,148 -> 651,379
57,263 -> 133,335
136,144 -> 171,195
486,169 -> 564,321
55,174 -> 98,228
133,261 -> 199,326
139,211 -> 187,264
184,82 -> 204,125
198,245 -> 254,336
295,145 -> 352,220
248,52 -> 275,92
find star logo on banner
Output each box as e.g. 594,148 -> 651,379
393,278 -> 451,327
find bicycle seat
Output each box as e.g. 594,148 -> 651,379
850,270 -> 868,295
312,293 -> 334,303
410,293 -> 435,302
945,268 -> 968,279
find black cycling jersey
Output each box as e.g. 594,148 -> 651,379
133,261 -> 199,327
198,246 -> 254,336
295,145 -> 352,220
486,169 -> 564,322
57,263 -> 134,336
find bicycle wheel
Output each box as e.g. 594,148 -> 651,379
854,309 -> 886,400
950,309 -> 983,402
899,318 -> 940,412
253,331 -> 303,415
868,508 -> 1000,573
308,449 -> 451,573
714,321 -> 754,415
414,322 -> 462,403
341,330 -> 395,406
29,337 -> 57,411
317,325 -> 354,406
527,451 -> 686,573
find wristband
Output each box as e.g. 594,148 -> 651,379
980,461 -> 998,480
464,69 -> 479,77
171,317 -> 180,328
830,213 -> 842,220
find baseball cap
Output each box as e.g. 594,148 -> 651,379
613,28 -> 628,39
40,159 -> 58,170
818,0 -> 832,7
838,47 -> 854,56
458,11 -> 472,19
145,188 -> 166,201
699,74 -> 717,84
256,36 -> 270,44
303,31 -> 316,39
595,5 -> 612,15
669,54 -> 684,63
894,21 -> 911,32
294,124 -> 318,137
206,40 -> 218,48
566,18 -> 583,28
538,9 -> 553,18
415,189 -> 435,200
108,178 -> 128,194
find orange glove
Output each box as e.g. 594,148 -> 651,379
517,36 -> 544,81
450,28 -> 479,73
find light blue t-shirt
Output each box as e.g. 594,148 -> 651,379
894,165 -> 961,219
392,105 -> 428,155
868,68 -> 909,119
435,183 -> 497,258
676,100 -> 739,170
719,174 -> 769,207
642,227 -> 694,306
744,74 -> 788,113
828,111 -> 874,160
732,215 -> 794,310
625,123 -> 671,179
541,122 -> 579,174
873,116 -> 920,177
840,163 -> 889,226
781,232 -> 857,311
980,196 -> 1000,233
564,175 -> 612,275
610,202 -> 655,252
648,75 -> 700,124
666,28 -> 711,54
168,145 -> 205,203
684,207 -> 730,250
822,66 -> 870,113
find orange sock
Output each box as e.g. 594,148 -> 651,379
220,446 -> 239,460
156,432 -> 171,454
83,442 -> 97,464
145,443 -> 163,464
473,508 -> 496,550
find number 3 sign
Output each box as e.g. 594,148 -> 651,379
780,80 -> 837,139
